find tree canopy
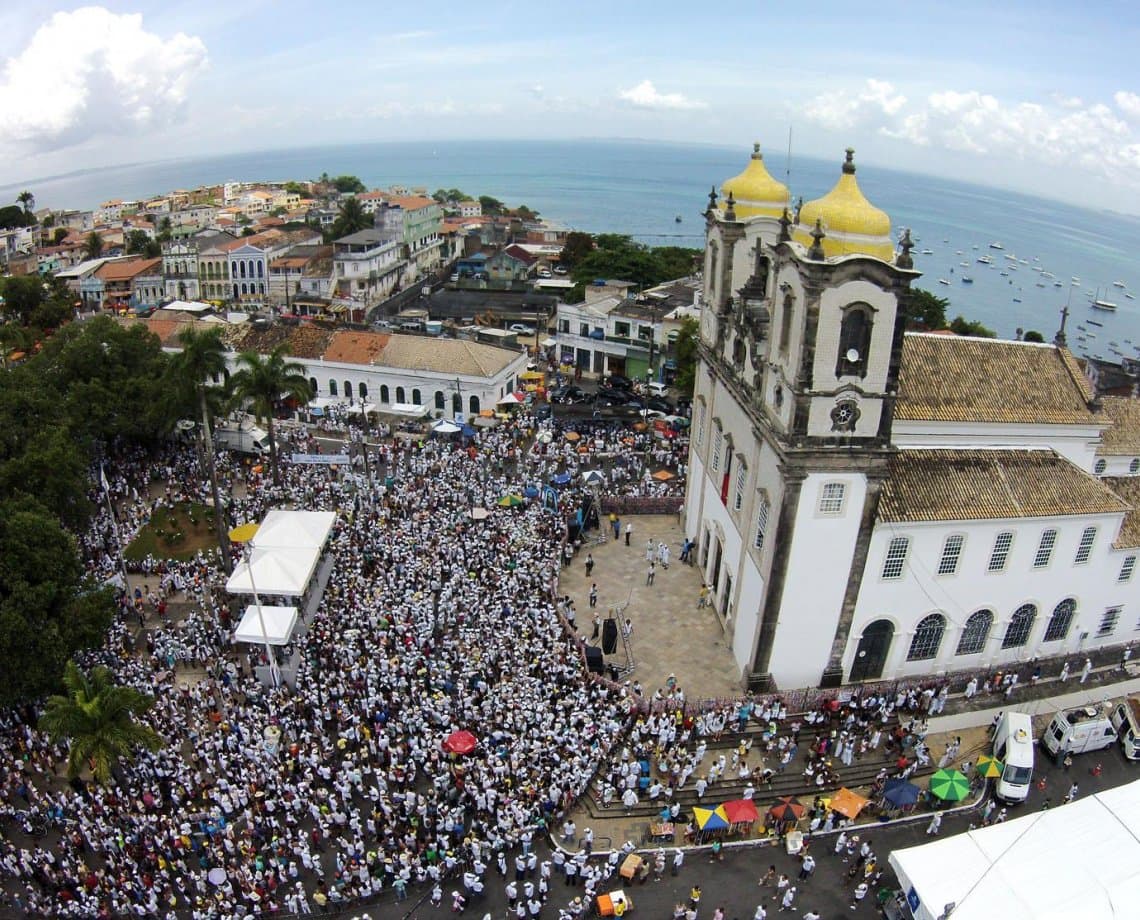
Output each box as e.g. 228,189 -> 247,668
230,346 -> 312,484
479,195 -> 505,216
126,229 -> 161,259
331,175 -> 366,194
672,316 -> 700,396
559,231 -> 594,268
0,204 -> 36,229
949,315 -> 997,338
568,234 -> 700,295
329,197 -> 370,241
899,287 -> 948,331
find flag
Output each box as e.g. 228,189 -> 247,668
99,464 -> 110,493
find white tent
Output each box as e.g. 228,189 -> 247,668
225,546 -> 321,597
581,470 -> 606,486
889,778 -> 1140,920
233,605 -> 298,646
251,510 -> 336,550
385,403 -> 429,418
432,419 -> 462,435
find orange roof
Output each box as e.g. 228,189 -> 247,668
96,257 -> 162,281
322,330 -> 390,364
357,191 -> 387,200
386,195 -> 437,210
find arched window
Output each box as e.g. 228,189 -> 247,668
257,261 -> 264,278
907,613 -> 945,661
380,384 -> 390,404
469,395 -> 480,414
412,389 -> 421,405
836,304 -> 872,377
239,261 -> 246,279
396,386 -> 405,404
344,381 -> 353,400
329,379 -> 338,397
435,391 -> 445,410
452,393 -> 462,414
358,383 -> 367,399
1043,598 -> 1076,642
309,377 -> 318,394
732,335 -> 746,367
956,610 -> 993,656
1095,458 -> 1107,475
779,293 -> 794,353
1002,604 -> 1037,649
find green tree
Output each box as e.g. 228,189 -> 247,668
0,322 -> 29,369
1023,329 -> 1045,343
39,661 -> 162,783
0,205 -> 35,229
52,227 -> 69,245
0,275 -> 45,325
515,204 -> 539,221
126,230 -> 161,258
479,195 -> 505,216
284,181 -> 307,196
559,231 -> 594,268
672,316 -> 700,395
332,175 -> 366,194
16,190 -> 34,216
570,235 -> 698,291
899,287 -> 949,330
230,346 -> 313,484
83,231 -> 105,260
330,196 -> 370,240
156,216 -> 173,244
172,327 -> 233,571
949,315 -> 997,338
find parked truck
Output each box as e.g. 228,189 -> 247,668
215,420 -> 270,455
1041,704 -> 1118,760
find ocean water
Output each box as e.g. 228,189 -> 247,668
6,139 -> 1140,354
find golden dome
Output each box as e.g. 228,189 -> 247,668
793,149 -> 894,261
721,143 -> 790,219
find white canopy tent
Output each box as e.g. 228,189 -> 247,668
250,510 -> 336,551
889,779 -> 1140,920
233,605 -> 298,646
432,419 -> 462,435
385,403 -> 429,418
225,546 -> 322,597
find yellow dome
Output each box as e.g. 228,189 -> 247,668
792,149 -> 893,261
721,143 -> 790,219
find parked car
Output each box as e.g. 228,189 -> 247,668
647,397 -> 675,414
605,374 -> 633,391
646,381 -> 669,397
537,269 -> 552,278
509,323 -> 535,335
533,403 -> 552,420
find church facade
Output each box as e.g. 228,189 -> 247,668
683,145 -> 1140,690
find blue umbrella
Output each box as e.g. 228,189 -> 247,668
461,425 -> 477,437
551,472 -> 572,486
882,778 -> 921,808
523,485 -> 540,498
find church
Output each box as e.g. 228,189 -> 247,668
683,144 -> 1140,690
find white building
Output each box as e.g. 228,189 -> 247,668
331,229 -> 402,305
683,144 -> 1140,691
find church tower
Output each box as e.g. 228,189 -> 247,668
685,146 -> 920,690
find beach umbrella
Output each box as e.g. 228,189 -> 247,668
535,430 -> 553,444
443,730 -> 478,755
881,778 -> 921,809
582,470 -> 605,486
497,494 -> 525,508
523,485 -> 540,498
461,425 -> 477,437
651,469 -> 675,481
722,799 -> 759,824
929,768 -> 971,802
975,755 -> 1004,779
829,787 -> 869,819
207,867 -> 227,885
551,472 -> 572,486
767,796 -> 805,822
692,805 -> 730,831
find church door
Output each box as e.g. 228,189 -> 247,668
849,619 -> 893,683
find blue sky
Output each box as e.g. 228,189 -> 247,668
2,2 -> 1139,210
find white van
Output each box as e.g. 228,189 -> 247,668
992,711 -> 1034,803
1110,696 -> 1140,761
1041,705 -> 1117,760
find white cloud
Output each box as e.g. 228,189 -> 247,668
1115,90 -> 1140,122
618,80 -> 706,111
803,79 -> 906,131
0,7 -> 207,152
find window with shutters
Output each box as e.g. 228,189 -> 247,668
733,462 -> 747,512
937,534 -> 965,576
1074,526 -> 1097,565
711,425 -> 722,473
695,400 -> 706,447
1120,555 -> 1137,583
882,537 -> 909,580
1033,529 -> 1057,568
988,532 -> 1013,572
1099,606 -> 1122,638
754,494 -> 770,552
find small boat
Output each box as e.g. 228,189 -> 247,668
1005,253 -> 1018,261
938,278 -> 951,285
1036,282 -> 1046,288
1000,271 -> 1009,277
1113,280 -> 1126,288
990,241 -> 1004,249
1127,293 -> 1136,300
1092,299 -> 1118,311
1077,324 -> 1087,330
920,248 -> 934,255
1054,281 -> 1063,287
675,215 -> 682,223
1072,276 -> 1080,282
977,255 -> 993,265
1072,280 -> 1081,286
1012,297 -> 1022,302
1088,319 -> 1104,327
962,276 -> 974,284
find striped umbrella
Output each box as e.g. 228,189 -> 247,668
929,768 -> 971,802
975,755 -> 1004,779
693,805 -> 730,831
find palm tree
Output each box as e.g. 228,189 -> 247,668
230,345 -> 312,484
83,231 -> 104,260
330,196 -> 370,240
174,326 -> 233,572
39,661 -> 163,784
16,190 -> 34,216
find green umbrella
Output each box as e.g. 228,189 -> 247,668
929,768 -> 971,802
975,755 -> 1003,779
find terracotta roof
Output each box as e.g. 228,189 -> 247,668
386,195 -> 437,210
1103,477 -> 1140,548
357,191 -> 386,200
878,449 -> 1130,523
282,326 -> 335,360
896,333 -> 1098,425
1097,397 -> 1140,456
323,331 -> 389,364
95,257 -> 162,281
372,335 -> 520,377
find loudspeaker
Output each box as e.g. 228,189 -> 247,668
602,618 -> 618,654
584,645 -> 604,675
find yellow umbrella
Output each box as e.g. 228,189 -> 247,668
976,755 -> 1003,779
692,804 -> 730,831
652,469 -> 675,481
228,522 -> 260,543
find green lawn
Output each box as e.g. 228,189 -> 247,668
124,502 -> 220,562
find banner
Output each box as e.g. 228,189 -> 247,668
291,453 -> 350,465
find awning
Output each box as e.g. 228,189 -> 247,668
383,402 -> 430,418
226,546 -> 322,597
233,605 -> 298,646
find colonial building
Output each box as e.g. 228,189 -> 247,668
683,144 -> 1140,691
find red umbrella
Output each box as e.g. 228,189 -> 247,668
722,798 -> 759,824
443,730 -> 478,755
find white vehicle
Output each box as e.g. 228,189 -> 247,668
215,420 -> 270,455
1110,696 -> 1140,761
509,323 -> 535,335
646,381 -> 669,397
992,711 -> 1034,803
537,268 -> 552,278
1041,705 -> 1117,760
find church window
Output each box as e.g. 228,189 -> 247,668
1002,604 -> 1037,649
937,534 -> 965,576
1130,458 -> 1139,474
1033,529 -> 1057,568
1094,458 -> 1107,474
358,383 -> 367,399
956,610 -> 993,656
344,381 -> 353,400
882,537 -> 909,580
988,532 -> 1013,572
380,385 -> 390,403
907,613 -> 945,661
711,426 -> 723,473
779,293 -> 794,354
836,304 -> 873,377
396,387 -> 405,403
732,335 -> 746,367
435,391 -> 445,410
1098,606 -> 1122,638
1120,555 -> 1137,583
328,379 -> 337,397
754,494 -> 770,551
1074,526 -> 1097,565
695,400 -> 706,447
818,482 -> 846,515
1043,598 -> 1077,642
733,461 -> 747,512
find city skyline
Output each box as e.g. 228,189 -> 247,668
1,2 -> 1139,212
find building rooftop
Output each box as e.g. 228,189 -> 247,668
896,333 -> 1098,426
334,229 -> 393,247
323,330 -> 389,364
878,449 -> 1130,523
372,334 -> 520,377
95,257 -> 162,282
1103,477 -> 1140,548
1097,397 -> 1140,456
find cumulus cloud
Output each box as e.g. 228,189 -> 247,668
618,80 -> 706,111
0,7 -> 207,152
806,79 -> 1140,182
